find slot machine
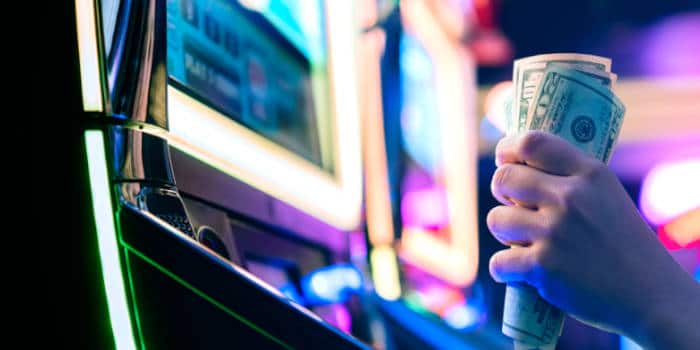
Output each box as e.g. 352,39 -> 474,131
359,1 -> 700,350
66,0 -> 374,348
361,1 -> 513,348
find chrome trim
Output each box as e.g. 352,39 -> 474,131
118,182 -> 195,238
110,0 -> 168,129
107,125 -> 175,185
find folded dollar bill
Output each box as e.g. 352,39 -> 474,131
503,53 -> 626,349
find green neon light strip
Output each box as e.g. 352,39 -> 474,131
120,241 -> 293,350
85,130 -> 138,350
123,248 -> 147,350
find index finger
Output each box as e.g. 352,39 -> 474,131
495,131 -> 589,176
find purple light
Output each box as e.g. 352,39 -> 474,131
349,231 -> 367,259
401,187 -> 449,229
641,13 -> 700,78
333,304 -> 352,334
640,159 -> 700,226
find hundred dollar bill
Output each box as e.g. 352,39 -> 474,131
523,63 -> 616,131
503,60 -> 626,350
512,53 -> 611,134
526,66 -> 625,161
503,284 -> 563,349
503,89 -> 515,133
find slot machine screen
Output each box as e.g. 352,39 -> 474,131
167,0 -> 327,169
165,0 -> 363,230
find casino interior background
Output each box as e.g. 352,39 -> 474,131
56,0 -> 699,349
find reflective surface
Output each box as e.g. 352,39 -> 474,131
108,126 -> 175,184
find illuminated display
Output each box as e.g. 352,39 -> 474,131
167,0 -> 363,230
168,0 -> 327,170
241,0 -> 326,65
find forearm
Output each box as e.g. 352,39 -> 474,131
634,272 -> 700,350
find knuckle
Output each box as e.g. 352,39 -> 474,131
582,159 -> 609,181
519,131 -> 548,158
537,212 -> 556,237
548,212 -> 567,237
558,180 -> 583,207
532,244 -> 558,276
492,164 -> 515,191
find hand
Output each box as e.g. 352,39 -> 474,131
487,131 -> 700,349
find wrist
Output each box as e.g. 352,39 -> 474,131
634,274 -> 700,350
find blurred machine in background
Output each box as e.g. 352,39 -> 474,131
365,1 -> 699,350
361,1 -> 514,349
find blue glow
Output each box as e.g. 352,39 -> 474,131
278,283 -> 305,305
379,300 -> 480,350
301,264 -> 362,304
443,303 -> 482,331
620,336 -> 644,350
694,266 -> 700,283
399,34 -> 442,172
243,0 -> 326,64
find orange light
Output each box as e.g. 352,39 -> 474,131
398,0 -> 480,287
400,1 -> 479,286
659,207 -> 700,250
360,1 -> 402,300
361,26 -> 394,247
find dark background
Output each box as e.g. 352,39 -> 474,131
478,0 -> 700,84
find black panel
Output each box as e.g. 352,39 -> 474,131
127,251 -> 285,349
118,204 -> 369,349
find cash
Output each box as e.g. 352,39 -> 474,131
503,53 -> 626,349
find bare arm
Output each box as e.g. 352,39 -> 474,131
487,131 -> 700,349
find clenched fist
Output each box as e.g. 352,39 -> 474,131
487,131 -> 700,350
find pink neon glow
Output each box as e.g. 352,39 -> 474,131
640,159 -> 700,226
349,231 -> 368,259
401,187 -> 449,229
641,13 -> 700,78
657,207 -> 700,250
415,284 -> 464,317
333,304 -> 352,334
